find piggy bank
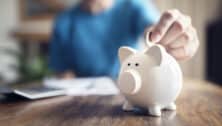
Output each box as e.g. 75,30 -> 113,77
118,44 -> 182,116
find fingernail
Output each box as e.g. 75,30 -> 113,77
151,32 -> 161,43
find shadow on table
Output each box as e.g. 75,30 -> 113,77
0,94 -> 29,103
44,95 -> 177,119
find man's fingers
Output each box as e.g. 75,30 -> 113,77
167,47 -> 188,61
146,9 -> 199,61
167,27 -> 198,61
150,9 -> 179,43
168,26 -> 193,49
144,25 -> 155,42
168,36 -> 188,49
159,14 -> 191,45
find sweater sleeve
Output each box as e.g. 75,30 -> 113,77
131,0 -> 160,37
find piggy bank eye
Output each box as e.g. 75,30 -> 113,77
135,63 -> 139,67
127,63 -> 131,66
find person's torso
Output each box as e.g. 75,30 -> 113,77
61,0 -> 141,77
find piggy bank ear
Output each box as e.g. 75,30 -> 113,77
145,45 -> 164,66
118,47 -> 136,64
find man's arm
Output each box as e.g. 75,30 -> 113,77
49,14 -> 76,79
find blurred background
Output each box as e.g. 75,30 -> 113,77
0,0 -> 221,85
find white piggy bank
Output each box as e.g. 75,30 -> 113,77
118,44 -> 182,116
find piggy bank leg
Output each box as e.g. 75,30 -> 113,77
148,106 -> 161,116
122,101 -> 134,111
164,102 -> 176,110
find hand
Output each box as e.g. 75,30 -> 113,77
56,71 -> 75,79
145,9 -> 199,61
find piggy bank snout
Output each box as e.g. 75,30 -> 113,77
118,70 -> 141,95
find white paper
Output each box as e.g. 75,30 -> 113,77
43,77 -> 119,96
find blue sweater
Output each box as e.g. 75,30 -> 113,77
49,0 -> 159,78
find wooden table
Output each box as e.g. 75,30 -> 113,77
0,79 -> 222,126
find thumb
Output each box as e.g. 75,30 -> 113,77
144,25 -> 161,43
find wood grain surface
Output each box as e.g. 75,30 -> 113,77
0,79 -> 222,126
